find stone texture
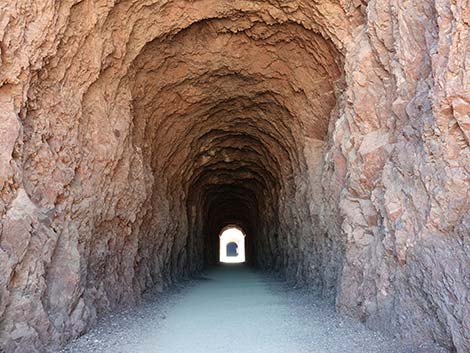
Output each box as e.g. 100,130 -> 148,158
0,0 -> 468,352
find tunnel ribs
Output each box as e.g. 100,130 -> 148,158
0,1 -> 469,352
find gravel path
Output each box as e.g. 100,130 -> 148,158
59,265 -> 447,353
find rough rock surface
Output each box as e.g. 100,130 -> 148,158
0,0 -> 468,352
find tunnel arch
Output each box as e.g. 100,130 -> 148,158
2,0 -> 468,352
219,225 -> 246,263
0,2 -> 353,350
126,15 -> 344,279
226,242 -> 238,257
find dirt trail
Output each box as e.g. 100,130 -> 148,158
60,265 -> 447,353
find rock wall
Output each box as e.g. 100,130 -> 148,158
0,1 -> 468,352
321,1 -> 470,351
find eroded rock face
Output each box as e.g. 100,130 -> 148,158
0,0 -> 468,352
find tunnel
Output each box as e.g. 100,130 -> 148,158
0,1 -> 469,352
226,243 -> 238,257
219,226 -> 246,263
127,18 -> 342,279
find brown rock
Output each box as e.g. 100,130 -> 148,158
0,0 -> 468,352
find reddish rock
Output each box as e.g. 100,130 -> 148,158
0,0 -> 468,352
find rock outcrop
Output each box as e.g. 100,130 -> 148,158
0,0 -> 468,352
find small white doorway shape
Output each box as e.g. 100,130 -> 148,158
219,226 -> 246,263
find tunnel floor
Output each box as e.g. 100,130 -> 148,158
60,265 -> 446,353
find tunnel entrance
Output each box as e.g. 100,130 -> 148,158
219,227 -> 246,264
226,243 -> 238,257
4,1 -> 467,352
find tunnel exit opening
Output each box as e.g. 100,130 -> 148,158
226,242 -> 238,257
219,226 -> 246,263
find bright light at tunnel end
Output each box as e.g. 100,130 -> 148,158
219,227 -> 246,263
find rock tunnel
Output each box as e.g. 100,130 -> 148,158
0,0 -> 469,352
128,17 -> 342,275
